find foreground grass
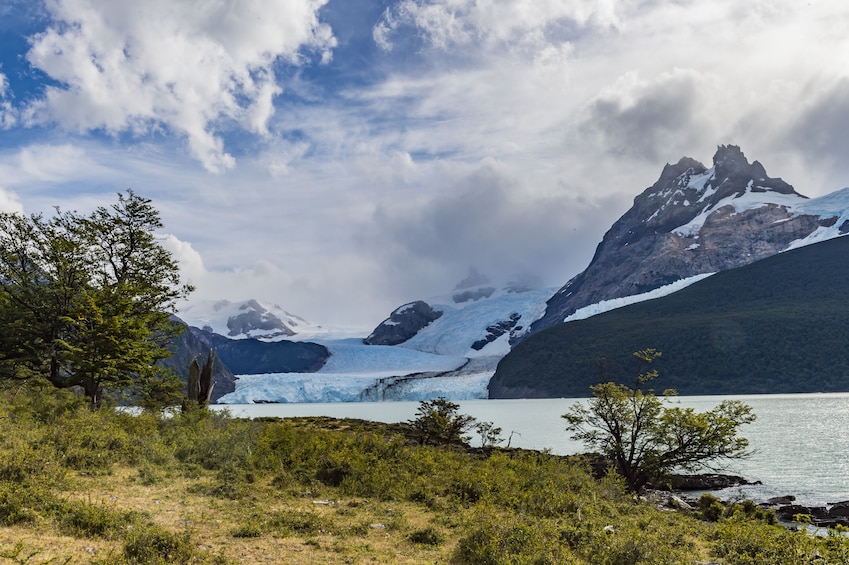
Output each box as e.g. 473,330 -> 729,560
1,386 -> 848,564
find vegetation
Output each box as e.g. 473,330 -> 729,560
1,385 -> 846,564
563,350 -> 756,491
407,397 -> 478,446
0,191 -> 192,408
492,234 -> 849,397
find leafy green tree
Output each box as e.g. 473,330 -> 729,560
0,191 -> 193,408
475,421 -> 504,448
408,397 -> 477,446
562,349 -> 755,492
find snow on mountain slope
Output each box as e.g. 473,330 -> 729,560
317,338 -> 467,375
563,273 -> 715,322
177,298 -> 363,341
527,145 -> 838,337
399,286 -> 556,357
786,187 -> 849,249
672,182 -> 809,238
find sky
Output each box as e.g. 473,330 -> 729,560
1,0 -> 849,331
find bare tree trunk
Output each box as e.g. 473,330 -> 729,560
186,349 -> 215,408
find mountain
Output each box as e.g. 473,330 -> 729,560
365,280 -> 554,358
525,145 -> 845,338
188,326 -> 329,375
176,298 -> 335,341
490,234 -> 849,398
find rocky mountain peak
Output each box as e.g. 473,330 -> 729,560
363,301 -> 443,346
525,145 -> 834,338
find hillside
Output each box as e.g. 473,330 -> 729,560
490,235 -> 849,398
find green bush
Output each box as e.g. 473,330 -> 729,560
54,499 -> 146,539
122,525 -> 205,564
698,493 -> 726,522
454,512 -> 573,564
0,482 -> 53,526
408,526 -> 445,546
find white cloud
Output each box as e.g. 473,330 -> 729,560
375,0 -> 627,52
0,144 -> 114,186
24,0 -> 336,172
0,187 -> 23,214
0,73 -> 15,129
158,233 -> 206,285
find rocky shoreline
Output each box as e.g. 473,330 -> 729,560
651,473 -> 849,528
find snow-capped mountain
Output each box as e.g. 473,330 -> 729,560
388,283 -> 555,358
528,145 -> 849,336
177,298 -> 349,341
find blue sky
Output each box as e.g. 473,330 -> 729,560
1,0 -> 849,329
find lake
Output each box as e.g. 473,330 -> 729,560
213,393 -> 849,506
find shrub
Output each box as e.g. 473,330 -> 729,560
408,526 -> 445,546
55,499 -> 146,539
122,525 -> 204,564
454,513 -> 572,565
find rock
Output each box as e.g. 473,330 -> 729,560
471,313 -> 522,350
776,504 -> 829,521
363,301 -> 443,346
766,495 -> 796,505
191,326 -> 329,375
668,495 -> 694,511
828,501 -> 849,517
657,473 -> 754,491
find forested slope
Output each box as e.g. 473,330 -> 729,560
490,235 -> 849,397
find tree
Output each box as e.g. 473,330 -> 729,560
408,397 -> 477,446
475,421 -> 504,448
0,191 -> 193,408
562,349 -> 755,492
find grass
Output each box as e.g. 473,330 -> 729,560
2,385 -> 849,564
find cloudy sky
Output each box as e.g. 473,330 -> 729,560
1,0 -> 848,330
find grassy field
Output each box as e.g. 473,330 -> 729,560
2,386 -> 849,564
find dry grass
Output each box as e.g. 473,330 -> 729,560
0,465 -> 455,564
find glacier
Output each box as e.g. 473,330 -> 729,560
215,286 -> 554,404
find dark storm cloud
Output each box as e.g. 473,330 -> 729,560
366,161 -> 626,294
786,79 -> 849,161
578,71 -> 703,162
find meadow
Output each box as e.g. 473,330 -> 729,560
1,385 -> 848,564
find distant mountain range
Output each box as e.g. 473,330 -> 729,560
166,145 -> 849,402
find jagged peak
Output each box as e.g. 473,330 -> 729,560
655,156 -> 707,190
712,144 -> 747,168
